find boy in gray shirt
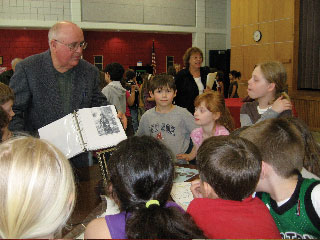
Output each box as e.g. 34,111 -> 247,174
136,74 -> 196,163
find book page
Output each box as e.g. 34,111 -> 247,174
206,72 -> 217,89
171,182 -> 193,211
77,105 -> 127,151
38,113 -> 83,158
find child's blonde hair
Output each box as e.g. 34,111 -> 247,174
194,91 -> 235,132
256,61 -> 290,101
0,137 -> 75,239
0,83 -> 14,105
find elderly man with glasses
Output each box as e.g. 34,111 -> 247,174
9,21 -> 126,172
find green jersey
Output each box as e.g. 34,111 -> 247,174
260,176 -> 320,239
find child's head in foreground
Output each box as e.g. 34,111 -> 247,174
194,91 -> 235,131
239,118 -> 304,179
0,137 -> 75,239
197,135 -> 262,201
107,136 -> 204,239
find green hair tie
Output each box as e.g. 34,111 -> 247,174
146,199 -> 160,208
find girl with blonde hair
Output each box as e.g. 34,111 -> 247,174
0,136 -> 75,239
240,61 -> 292,126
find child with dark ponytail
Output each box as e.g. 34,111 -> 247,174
85,136 -> 205,239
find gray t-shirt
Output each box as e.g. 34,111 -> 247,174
136,105 -> 196,160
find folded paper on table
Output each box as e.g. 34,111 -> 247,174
38,105 -> 127,159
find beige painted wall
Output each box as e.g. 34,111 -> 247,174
230,0 -> 294,98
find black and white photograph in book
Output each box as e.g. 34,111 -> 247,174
92,106 -> 120,136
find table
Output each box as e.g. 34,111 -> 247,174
225,98 -> 243,129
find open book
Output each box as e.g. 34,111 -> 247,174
38,105 -> 127,159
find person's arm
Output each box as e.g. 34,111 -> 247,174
117,112 -> 127,130
9,63 -> 31,131
135,113 -> 147,136
311,184 -> 320,218
84,217 -> 111,239
127,89 -> 135,107
220,81 -> 224,96
176,145 -> 197,161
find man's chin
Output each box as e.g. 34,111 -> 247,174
70,60 -> 80,67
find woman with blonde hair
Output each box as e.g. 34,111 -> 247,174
0,136 -> 75,239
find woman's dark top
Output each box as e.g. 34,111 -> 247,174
228,81 -> 239,98
174,67 -> 209,114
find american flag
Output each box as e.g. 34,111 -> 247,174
151,40 -> 156,75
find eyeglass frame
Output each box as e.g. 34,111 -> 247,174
54,39 -> 88,51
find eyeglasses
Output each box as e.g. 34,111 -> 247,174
54,39 -> 88,51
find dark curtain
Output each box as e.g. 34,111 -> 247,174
298,0 -> 320,90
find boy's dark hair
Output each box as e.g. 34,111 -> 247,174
149,74 -> 176,93
125,70 -> 136,81
197,135 -> 262,201
0,83 -> 14,105
104,62 -> 124,81
239,118 -> 304,178
107,136 -> 205,239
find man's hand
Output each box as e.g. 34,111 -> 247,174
190,179 -> 203,198
117,112 -> 127,130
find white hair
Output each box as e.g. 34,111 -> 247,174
0,136 -> 76,238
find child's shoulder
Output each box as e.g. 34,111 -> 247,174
240,101 -> 258,113
215,125 -> 230,136
174,105 -> 194,116
142,107 -> 156,117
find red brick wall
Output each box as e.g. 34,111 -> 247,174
0,29 -> 192,73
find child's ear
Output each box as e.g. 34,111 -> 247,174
203,181 -> 219,199
267,82 -> 276,92
149,91 -> 154,98
212,112 -> 221,121
173,90 -> 177,98
260,161 -> 272,179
